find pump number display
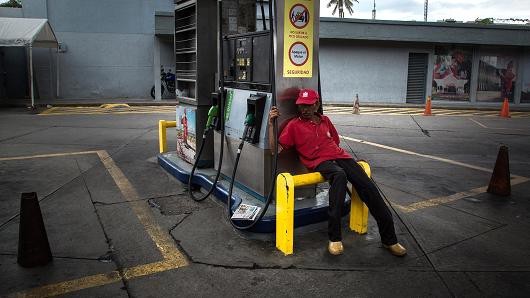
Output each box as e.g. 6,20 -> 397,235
283,0 -> 314,78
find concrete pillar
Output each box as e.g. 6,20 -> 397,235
470,46 -> 480,103
29,45 -> 34,107
154,36 -> 161,101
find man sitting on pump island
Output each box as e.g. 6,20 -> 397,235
268,88 -> 407,256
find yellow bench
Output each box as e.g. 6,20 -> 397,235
276,161 -> 371,255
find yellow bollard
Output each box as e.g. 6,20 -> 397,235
350,161 -> 370,234
276,173 -> 295,255
158,120 -> 177,153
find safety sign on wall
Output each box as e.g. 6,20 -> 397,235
283,0 -> 314,78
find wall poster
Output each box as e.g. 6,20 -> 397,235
477,53 -> 517,102
176,106 -> 197,164
432,46 -> 472,101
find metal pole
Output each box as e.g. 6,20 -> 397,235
154,36 -> 161,101
56,47 -> 60,98
29,45 -> 34,108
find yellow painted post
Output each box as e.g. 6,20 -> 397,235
158,120 -> 177,153
276,173 -> 295,255
350,161 -> 371,234
159,120 -> 167,153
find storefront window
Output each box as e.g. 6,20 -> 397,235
432,46 -> 472,101
520,54 -> 530,103
477,53 -> 517,102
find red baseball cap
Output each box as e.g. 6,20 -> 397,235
295,88 -> 319,105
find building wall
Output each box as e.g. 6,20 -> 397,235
23,0 -> 173,100
320,39 -> 433,104
0,7 -> 23,17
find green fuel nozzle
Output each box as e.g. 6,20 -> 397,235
206,105 -> 219,129
244,113 -> 255,126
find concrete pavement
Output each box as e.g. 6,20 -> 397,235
0,107 -> 529,297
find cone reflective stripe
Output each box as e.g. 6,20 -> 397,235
487,146 -> 511,196
423,96 -> 432,116
499,98 -> 511,118
17,192 -> 52,267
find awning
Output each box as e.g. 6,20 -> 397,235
0,17 -> 58,48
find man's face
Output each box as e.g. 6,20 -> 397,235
297,103 -> 319,119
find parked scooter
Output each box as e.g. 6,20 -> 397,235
150,67 -> 176,98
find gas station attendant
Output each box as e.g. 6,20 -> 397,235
268,88 -> 407,257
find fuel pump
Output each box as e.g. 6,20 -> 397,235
161,0 -> 325,233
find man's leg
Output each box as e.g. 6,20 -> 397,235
315,160 -> 348,242
335,159 -> 398,246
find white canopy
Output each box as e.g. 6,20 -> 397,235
0,17 -> 58,48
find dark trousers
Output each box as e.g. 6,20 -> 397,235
315,159 -> 398,245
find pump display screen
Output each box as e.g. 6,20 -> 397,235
223,33 -> 270,91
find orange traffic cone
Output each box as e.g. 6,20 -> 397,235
353,94 -> 360,115
499,98 -> 511,118
487,145 -> 511,196
423,96 -> 432,116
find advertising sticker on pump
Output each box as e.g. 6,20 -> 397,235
283,0 -> 314,78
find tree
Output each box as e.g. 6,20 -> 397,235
0,0 -> 22,8
475,18 -> 494,24
327,0 -> 359,18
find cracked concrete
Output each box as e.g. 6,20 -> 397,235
2,109 -> 530,296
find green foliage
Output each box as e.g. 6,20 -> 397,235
475,17 -> 494,24
327,0 -> 359,18
0,0 -> 22,8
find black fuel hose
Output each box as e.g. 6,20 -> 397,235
187,0 -> 226,202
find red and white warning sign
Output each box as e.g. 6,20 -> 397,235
289,4 -> 309,29
283,0 -> 314,78
288,42 -> 309,66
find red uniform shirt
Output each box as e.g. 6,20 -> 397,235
278,114 -> 351,170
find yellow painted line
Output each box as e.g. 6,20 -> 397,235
10,257 -> 188,298
38,107 -> 59,115
96,150 -> 187,264
99,104 -> 130,109
395,177 -> 530,213
10,271 -> 122,298
0,151 -> 100,162
39,106 -> 175,116
6,150 -> 188,297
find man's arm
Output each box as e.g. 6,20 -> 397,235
268,106 -> 283,155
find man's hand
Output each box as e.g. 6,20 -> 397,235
269,106 -> 280,124
268,106 -> 283,155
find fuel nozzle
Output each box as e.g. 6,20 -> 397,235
242,113 -> 256,142
206,105 -> 219,130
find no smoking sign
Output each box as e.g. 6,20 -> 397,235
289,4 -> 309,29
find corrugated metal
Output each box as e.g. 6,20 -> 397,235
406,53 -> 428,103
